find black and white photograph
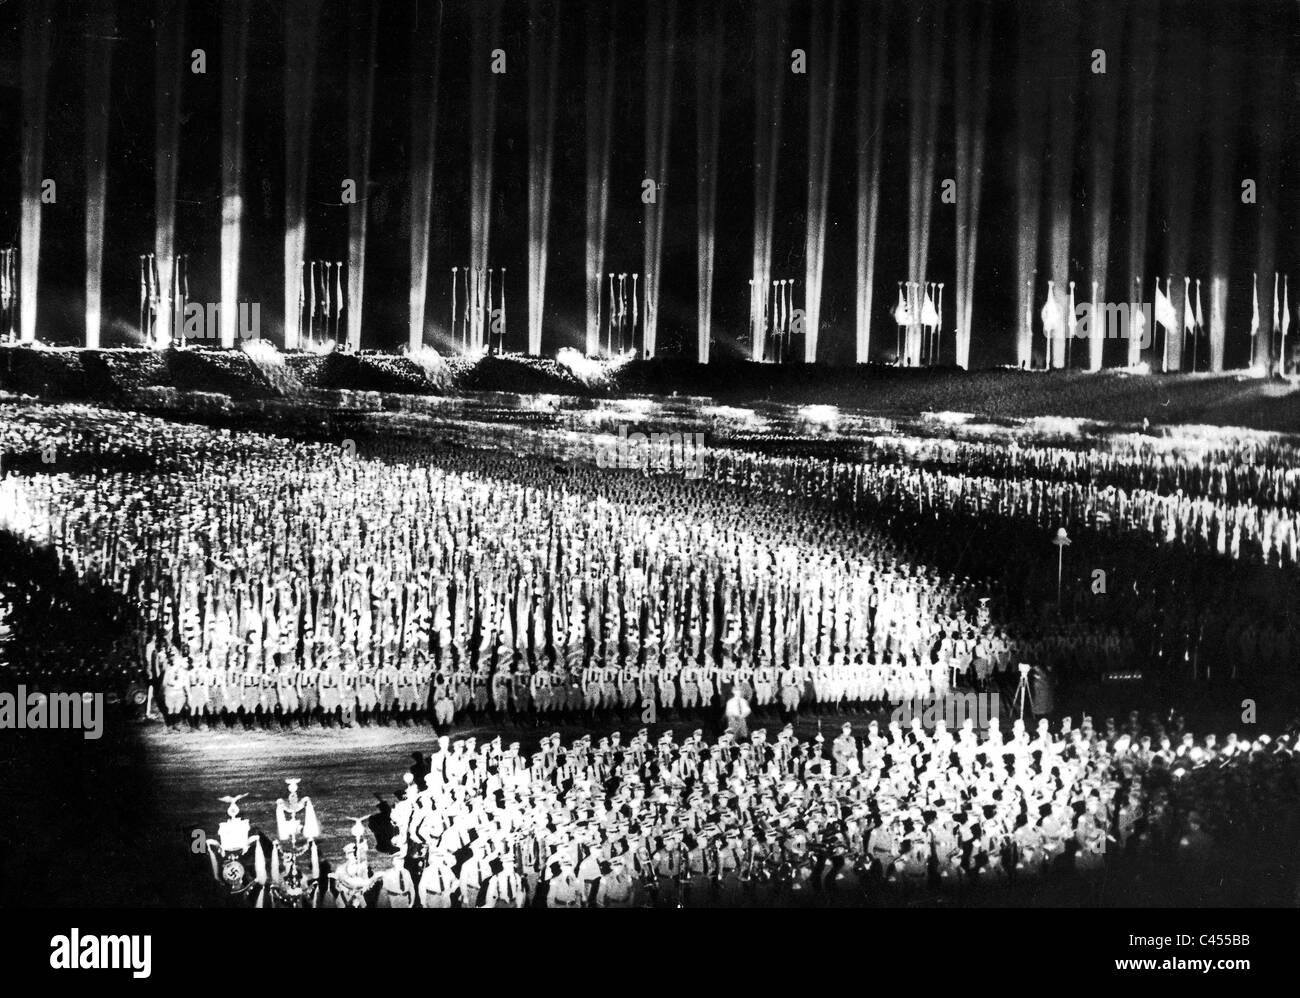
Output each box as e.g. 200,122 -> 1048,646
0,0 -> 1294,963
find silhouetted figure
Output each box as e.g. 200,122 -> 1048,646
409,752 -> 429,790
368,799 -> 398,854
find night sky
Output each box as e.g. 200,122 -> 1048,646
1,0 -> 1296,367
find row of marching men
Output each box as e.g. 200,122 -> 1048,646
851,431 -> 1300,514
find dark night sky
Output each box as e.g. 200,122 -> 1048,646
1,0 -> 1296,367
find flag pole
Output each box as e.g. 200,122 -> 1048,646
1134,276 -> 1142,368
1091,279 -> 1099,372
917,280 -> 923,367
896,281 -> 903,365
1153,276 -> 1160,370
931,282 -> 937,366
1284,275 -> 1290,375
784,279 -> 790,364
921,283 -> 927,366
1163,274 -> 1171,373
139,255 -> 147,342
903,280 -> 908,367
747,278 -> 754,363
925,280 -> 935,366
906,281 -> 912,366
927,282 -> 934,366
937,282 -> 944,367
924,282 -> 931,366
932,282 -> 939,366
905,281 -> 912,366
1025,279 -> 1032,370
1067,281 -> 1075,370
1273,271 -> 1280,376
1250,271 -> 1258,370
1045,279 -> 1056,370
1194,279 -> 1202,373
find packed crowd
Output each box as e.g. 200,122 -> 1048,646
710,444 -> 1300,568
0,409 -> 1060,724
857,429 -> 1300,508
204,715 -> 1300,907
0,402 -> 1295,728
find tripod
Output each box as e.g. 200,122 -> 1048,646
1012,666 -> 1035,722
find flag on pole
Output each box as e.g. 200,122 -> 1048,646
1040,281 -> 1062,340
1130,305 -> 1146,356
1154,279 -> 1177,332
1273,272 -> 1280,336
893,285 -> 911,325
1195,279 -> 1204,331
1283,276 -> 1291,371
934,283 -> 945,367
921,284 -> 939,327
1251,272 -> 1259,338
1284,277 -> 1291,339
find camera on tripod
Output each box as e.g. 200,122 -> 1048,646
1013,663 -> 1034,720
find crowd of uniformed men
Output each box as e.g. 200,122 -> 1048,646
3,402 -> 1300,905
209,712 -> 1299,907
1,402 -> 1295,731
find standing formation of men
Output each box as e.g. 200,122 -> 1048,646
208,716 -> 1300,908
2,401 -> 1296,732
